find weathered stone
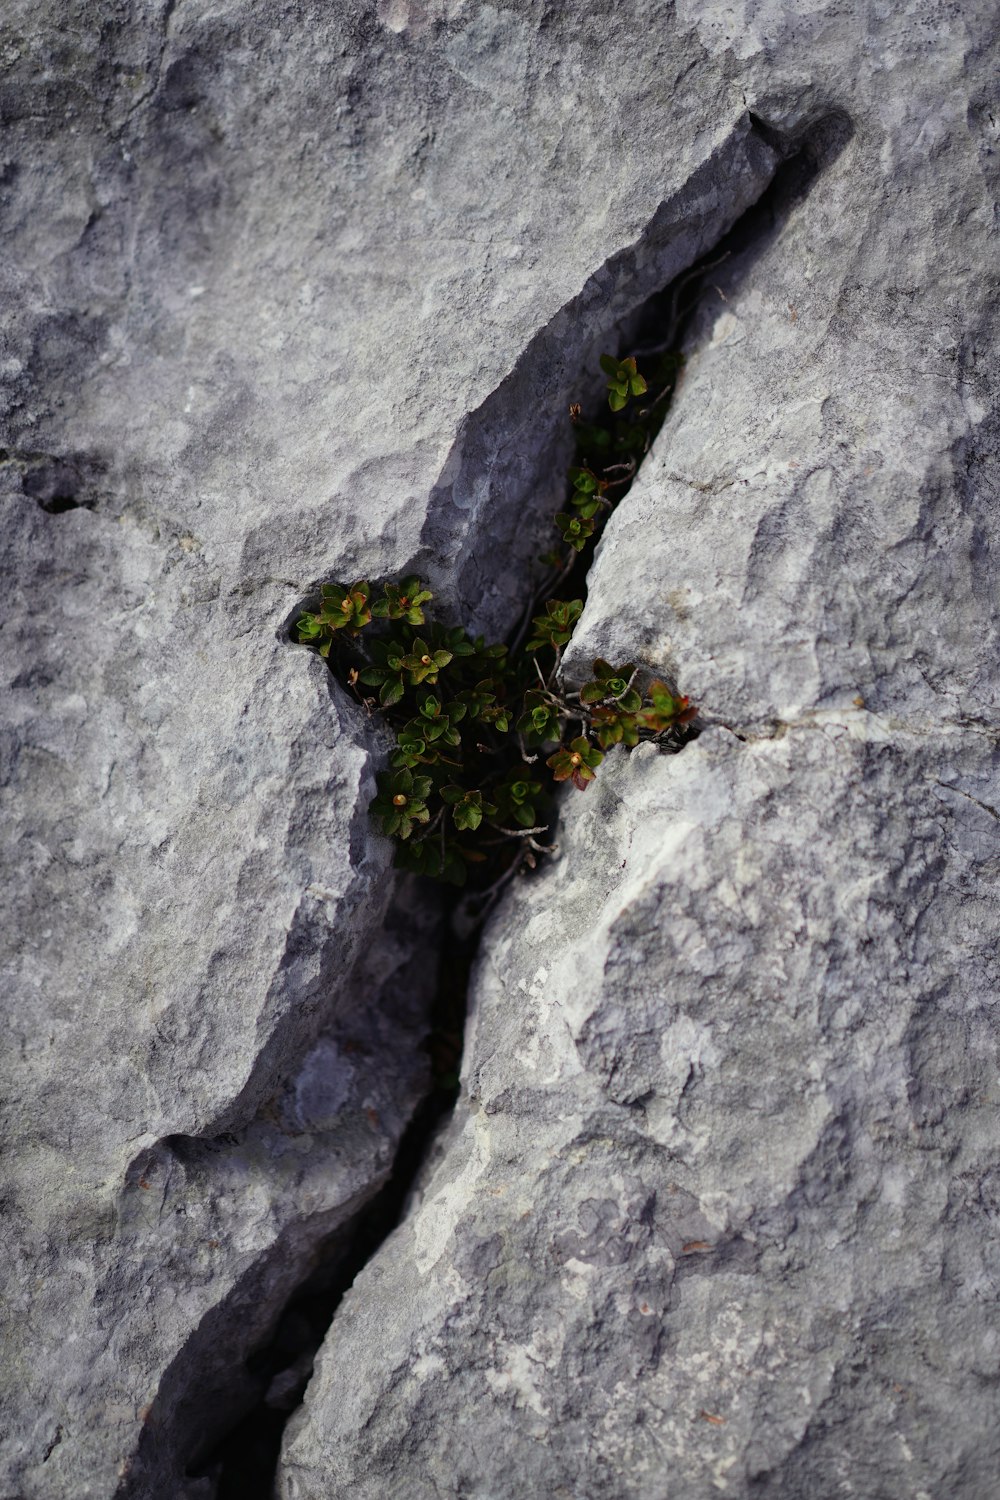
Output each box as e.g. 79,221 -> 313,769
278,2 -> 1000,1496
282,727 -> 1000,1500
0,1 -> 808,1495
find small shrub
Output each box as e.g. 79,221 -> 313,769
293,346 -> 695,892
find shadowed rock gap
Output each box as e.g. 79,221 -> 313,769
194,114 -> 844,1498
0,447 -> 104,512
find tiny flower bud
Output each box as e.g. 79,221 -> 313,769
392,794 -> 407,807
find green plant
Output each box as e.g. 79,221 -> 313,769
295,582 -> 372,653
637,680 -> 698,733
293,344 -> 696,894
579,658 -> 642,712
600,353 -> 648,412
525,598 -> 584,654
547,736 -> 604,791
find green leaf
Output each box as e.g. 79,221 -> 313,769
608,388 -> 627,413
391,740 -> 427,768
449,789 -> 484,832
380,677 -> 404,707
569,467 -> 598,494
572,495 -> 602,519
636,680 -> 697,732
453,802 -> 482,832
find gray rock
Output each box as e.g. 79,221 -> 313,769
0,1 -> 802,1495
282,728 -> 1000,1500
278,2 -> 1000,1497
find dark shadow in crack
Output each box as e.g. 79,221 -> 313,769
410,112 -> 790,643
185,916 -> 477,1497
112,874 -> 440,1500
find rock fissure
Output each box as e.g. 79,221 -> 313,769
200,116 -> 845,1497
4,10 -> 999,1500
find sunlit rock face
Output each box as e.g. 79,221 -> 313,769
2,0 -> 997,1497
276,4 -> 1000,1499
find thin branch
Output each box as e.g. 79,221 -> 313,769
490,824 -> 550,839
526,835 -> 557,856
474,855 -> 525,902
631,251 -> 731,356
507,547 -> 577,659
649,379 -> 679,413
456,850 -> 529,928
417,807 -> 443,838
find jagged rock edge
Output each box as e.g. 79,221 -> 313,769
117,110 -> 830,1496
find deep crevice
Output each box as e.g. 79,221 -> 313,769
193,926 -> 474,1495
197,110 -> 847,1498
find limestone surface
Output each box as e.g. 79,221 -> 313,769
283,727 -> 1000,1500
1,1 -> 806,1495
278,2 -> 1000,1497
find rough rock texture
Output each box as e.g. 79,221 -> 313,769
279,4 -> 1000,1498
282,729 -> 1000,1500
0,3 -> 826,1497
